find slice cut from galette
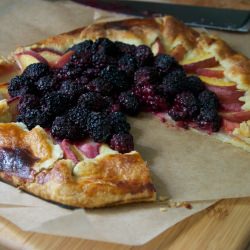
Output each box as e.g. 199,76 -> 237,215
0,16 -> 249,208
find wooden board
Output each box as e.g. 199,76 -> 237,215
0,198 -> 250,249
0,1 -> 250,250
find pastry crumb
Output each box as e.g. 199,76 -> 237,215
160,207 -> 168,212
158,195 -> 168,201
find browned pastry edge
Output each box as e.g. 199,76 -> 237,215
0,123 -> 156,208
0,153 -> 156,208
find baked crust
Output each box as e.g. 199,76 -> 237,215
0,123 -> 156,208
0,15 -> 250,207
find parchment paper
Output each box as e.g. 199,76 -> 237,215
0,0 -> 250,245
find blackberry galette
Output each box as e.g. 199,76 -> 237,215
0,16 -> 249,207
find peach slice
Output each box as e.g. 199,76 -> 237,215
53,51 -> 74,68
222,119 -> 240,134
14,51 -> 48,71
199,76 -> 235,87
205,84 -> 243,103
36,50 -> 62,66
183,57 -> 218,73
60,139 -> 79,164
0,83 -> 10,100
221,111 -> 250,123
220,102 -> 243,112
75,141 -> 100,159
151,38 -> 166,55
196,68 -> 224,78
32,47 -> 63,55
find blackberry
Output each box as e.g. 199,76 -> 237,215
67,106 -> 89,136
135,45 -> 154,66
93,38 -> 118,56
17,109 -> 39,129
101,65 -> 130,91
168,91 -> 199,121
83,68 -> 101,80
40,92 -> 70,115
185,76 -> 205,95
85,78 -> 113,95
69,53 -> 92,69
22,63 -> 50,80
109,112 -> 131,134
56,63 -> 82,80
78,92 -> 105,111
154,54 -> 176,74
51,116 -> 79,140
67,40 -> 93,54
118,55 -> 137,76
196,108 -> 221,132
159,68 -> 186,96
17,108 -> 53,129
119,91 -> 140,115
198,90 -> 219,110
8,75 -> 34,97
75,75 -> 90,85
114,41 -> 136,56
110,133 -> 134,153
36,75 -> 57,94
134,67 -> 158,85
109,103 -> 121,112
92,52 -> 116,69
133,83 -> 167,111
60,80 -> 85,99
87,112 -> 111,142
102,96 -> 114,110
18,94 -> 40,113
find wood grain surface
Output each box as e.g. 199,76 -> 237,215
1,198 -> 250,250
0,1 -> 250,249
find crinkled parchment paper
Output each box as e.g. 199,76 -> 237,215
0,0 -> 249,245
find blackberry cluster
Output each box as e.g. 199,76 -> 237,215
168,92 -> 199,121
36,75 -> 57,94
87,112 -> 111,142
134,67 -> 158,85
8,75 -> 34,97
68,40 -> 93,54
110,133 -> 134,153
101,65 -> 130,91
135,45 -> 154,66
8,37 -> 222,153
86,78 -> 113,96
154,54 -> 176,74
78,92 -> 106,111
109,112 -> 131,134
18,94 -> 40,113
119,91 -> 140,115
22,63 -> 50,80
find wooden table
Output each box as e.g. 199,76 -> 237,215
1,1 -> 250,249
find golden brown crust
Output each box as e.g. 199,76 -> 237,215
0,123 -> 156,208
23,153 -> 156,208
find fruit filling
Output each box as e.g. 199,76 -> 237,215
8,38 -> 223,153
